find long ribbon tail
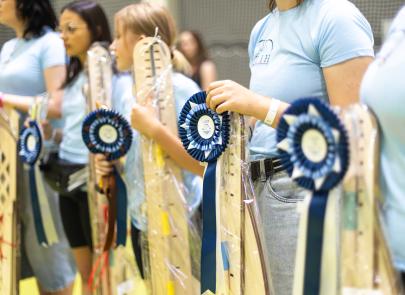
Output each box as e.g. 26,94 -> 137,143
114,167 -> 127,247
303,192 -> 328,294
34,165 -> 59,245
201,161 -> 218,294
28,165 -> 48,246
103,175 -> 117,251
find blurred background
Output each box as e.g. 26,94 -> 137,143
0,0 -> 404,293
1,0 -> 404,87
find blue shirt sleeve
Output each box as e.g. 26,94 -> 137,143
317,2 -> 374,68
40,32 -> 66,69
248,14 -> 271,67
388,6 -> 405,35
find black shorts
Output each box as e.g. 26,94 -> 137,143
59,190 -> 93,249
131,224 -> 145,278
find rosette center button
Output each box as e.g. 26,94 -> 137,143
301,129 -> 328,163
198,115 -> 215,139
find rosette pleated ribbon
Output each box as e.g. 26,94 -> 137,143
82,108 -> 132,248
178,91 -> 230,294
18,120 -> 59,246
276,98 -> 349,294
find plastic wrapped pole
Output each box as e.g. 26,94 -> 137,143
84,43 -> 137,295
340,104 -> 401,294
133,36 -> 199,294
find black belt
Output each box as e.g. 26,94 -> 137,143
250,157 -> 284,182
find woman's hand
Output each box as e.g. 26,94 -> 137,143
206,80 -> 270,119
131,103 -> 161,139
94,154 -> 116,176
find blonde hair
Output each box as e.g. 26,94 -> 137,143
116,2 -> 191,75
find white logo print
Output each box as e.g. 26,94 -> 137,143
253,39 -> 274,65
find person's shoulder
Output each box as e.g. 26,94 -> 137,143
1,38 -> 17,52
316,0 -> 366,23
113,72 -> 133,87
251,13 -> 273,38
389,6 -> 405,34
200,60 -> 216,73
172,72 -> 200,95
38,30 -> 62,44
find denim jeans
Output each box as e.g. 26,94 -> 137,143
254,170 -> 307,295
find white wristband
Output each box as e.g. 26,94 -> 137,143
263,98 -> 281,126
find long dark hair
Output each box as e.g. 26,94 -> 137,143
61,0 -> 112,87
16,0 -> 57,39
180,30 -> 209,68
268,0 -> 304,11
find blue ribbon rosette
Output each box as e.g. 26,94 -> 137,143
276,98 -> 349,294
178,91 -> 230,294
19,120 -> 54,246
82,108 -> 132,247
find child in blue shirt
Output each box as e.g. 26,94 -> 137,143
95,2 -> 203,279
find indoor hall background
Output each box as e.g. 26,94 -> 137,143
1,1 -> 404,86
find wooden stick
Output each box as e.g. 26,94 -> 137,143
133,37 -> 196,295
218,114 -> 270,295
85,43 -> 114,295
0,108 -> 19,295
341,105 -> 399,294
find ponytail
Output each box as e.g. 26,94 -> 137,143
171,49 -> 192,76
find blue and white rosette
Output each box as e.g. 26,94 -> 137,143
276,98 -> 349,294
179,91 -> 230,294
19,120 -> 59,246
82,108 -> 133,247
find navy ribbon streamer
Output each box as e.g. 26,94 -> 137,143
114,167 -> 128,247
276,98 -> 349,295
28,165 -> 48,246
178,91 -> 230,294
18,121 -> 48,246
304,193 -> 328,294
201,161 -> 218,292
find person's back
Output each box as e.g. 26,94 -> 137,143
360,6 -> 405,274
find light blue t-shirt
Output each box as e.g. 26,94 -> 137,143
0,30 -> 65,96
360,6 -> 405,271
114,72 -> 203,231
0,30 -> 66,151
248,0 -> 374,160
59,72 -> 133,164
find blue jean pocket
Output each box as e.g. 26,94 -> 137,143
265,171 -> 306,203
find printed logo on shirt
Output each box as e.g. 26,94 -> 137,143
253,39 -> 274,65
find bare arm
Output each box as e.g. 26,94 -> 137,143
131,104 -> 204,176
207,56 -> 373,128
151,123 -> 205,176
2,65 -> 66,118
200,60 -> 217,91
43,65 -> 66,118
323,56 -> 373,107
